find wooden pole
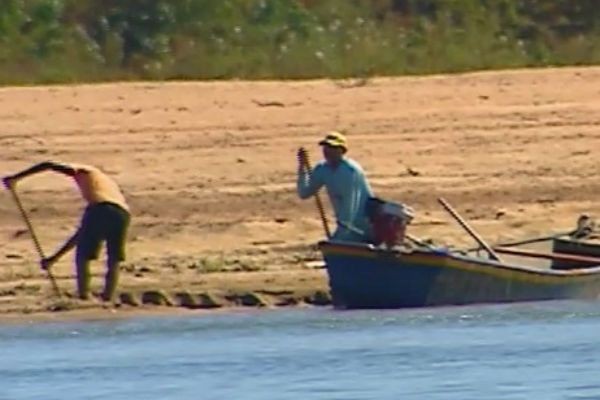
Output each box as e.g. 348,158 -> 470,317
299,149 -> 332,239
494,246 -> 600,266
7,186 -> 62,298
438,197 -> 503,262
465,231 -> 574,252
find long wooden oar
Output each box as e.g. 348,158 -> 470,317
495,231 -> 574,248
7,186 -> 61,298
465,230 -> 574,252
438,197 -> 503,262
299,148 -> 331,239
494,246 -> 600,266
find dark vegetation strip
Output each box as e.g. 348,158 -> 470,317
1,0 -> 600,85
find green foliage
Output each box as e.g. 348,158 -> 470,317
1,0 -> 600,84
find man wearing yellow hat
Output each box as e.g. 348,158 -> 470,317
297,131 -> 374,242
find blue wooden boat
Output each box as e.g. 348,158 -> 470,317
319,240 -> 600,309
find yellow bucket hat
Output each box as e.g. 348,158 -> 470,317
318,131 -> 347,150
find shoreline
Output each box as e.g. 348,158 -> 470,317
0,267 -> 332,324
0,301 -> 326,326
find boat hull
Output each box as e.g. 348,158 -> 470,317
320,241 -> 600,309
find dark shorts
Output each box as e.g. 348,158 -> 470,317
76,202 -> 130,262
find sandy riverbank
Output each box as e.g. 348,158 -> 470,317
2,66 -> 600,322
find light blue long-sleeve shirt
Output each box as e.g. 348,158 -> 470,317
297,157 -> 374,242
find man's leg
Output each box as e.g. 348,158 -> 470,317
102,258 -> 120,302
75,206 -> 100,300
103,205 -> 130,302
75,254 -> 92,300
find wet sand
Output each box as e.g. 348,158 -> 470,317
2,66 -> 600,321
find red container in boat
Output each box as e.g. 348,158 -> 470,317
369,201 -> 414,248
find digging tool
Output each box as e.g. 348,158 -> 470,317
6,185 -> 61,298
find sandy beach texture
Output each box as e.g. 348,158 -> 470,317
1,66 -> 600,322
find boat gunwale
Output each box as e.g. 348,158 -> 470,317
319,240 -> 600,279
